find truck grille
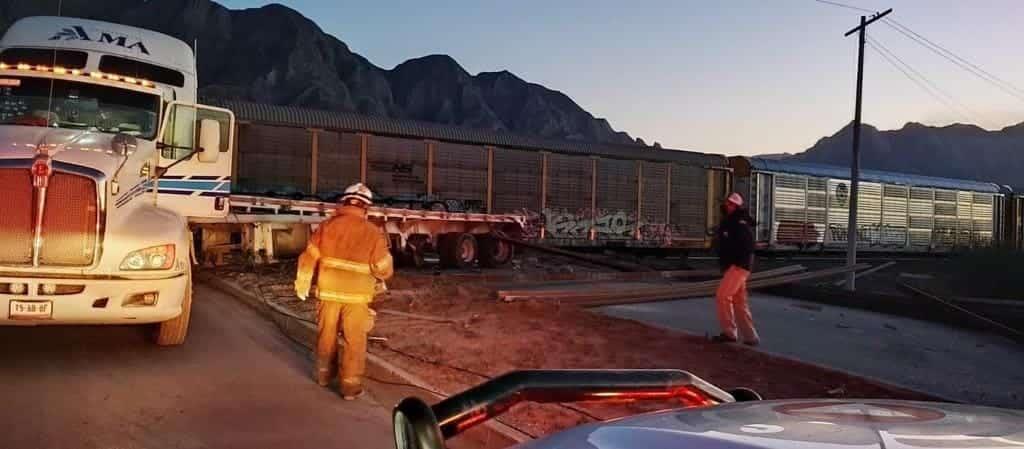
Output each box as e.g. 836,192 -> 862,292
0,168 -> 99,266
40,173 -> 100,266
0,168 -> 34,264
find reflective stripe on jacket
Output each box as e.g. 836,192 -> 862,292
295,205 -> 394,303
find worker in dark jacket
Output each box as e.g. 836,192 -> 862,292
713,192 -> 760,345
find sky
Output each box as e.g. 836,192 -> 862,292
218,0 -> 1024,156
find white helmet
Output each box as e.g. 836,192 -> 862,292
726,192 -> 744,207
341,182 -> 374,206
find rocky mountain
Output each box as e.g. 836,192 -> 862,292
0,0 -> 637,144
785,121 -> 1024,188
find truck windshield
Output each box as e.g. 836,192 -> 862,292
0,75 -> 160,139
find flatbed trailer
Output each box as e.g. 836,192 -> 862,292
191,195 -> 526,269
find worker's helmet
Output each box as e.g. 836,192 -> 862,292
341,182 -> 374,206
726,192 -> 744,207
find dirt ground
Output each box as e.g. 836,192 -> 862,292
213,254 -> 935,439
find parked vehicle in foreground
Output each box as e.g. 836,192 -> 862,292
392,369 -> 1024,449
0,16 -> 235,344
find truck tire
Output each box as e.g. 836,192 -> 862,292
440,232 -> 477,268
155,265 -> 193,346
478,235 -> 514,268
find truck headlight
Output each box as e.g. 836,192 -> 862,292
120,244 -> 175,270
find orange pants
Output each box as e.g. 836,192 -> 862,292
715,266 -> 759,343
316,301 -> 373,394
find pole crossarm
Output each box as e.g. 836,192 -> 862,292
844,8 -> 893,36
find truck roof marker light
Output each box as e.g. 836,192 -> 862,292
53,66 -> 66,75
90,72 -> 103,79
35,65 -> 48,72
105,74 -> 120,81
123,76 -> 137,84
70,69 -> 81,76
0,63 -> 8,70
140,79 -> 153,87
17,63 -> 30,70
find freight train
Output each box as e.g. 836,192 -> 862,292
730,156 -> 1022,252
215,99 -> 1023,254
213,99 -> 733,251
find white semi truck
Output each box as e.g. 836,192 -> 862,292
0,16 -> 522,345
0,16 -> 234,345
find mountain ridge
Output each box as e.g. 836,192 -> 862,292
0,0 -> 639,145
782,120 -> 1024,189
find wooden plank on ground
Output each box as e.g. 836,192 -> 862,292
834,261 -> 896,287
499,265 -> 807,302
496,236 -> 653,272
573,264 -> 870,307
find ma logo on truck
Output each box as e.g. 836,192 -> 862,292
49,25 -> 149,55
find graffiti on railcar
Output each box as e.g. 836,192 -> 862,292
516,208 -> 695,243
368,161 -> 425,189
775,221 -> 823,246
823,223 -> 912,247
539,208 -> 633,239
639,222 -> 695,245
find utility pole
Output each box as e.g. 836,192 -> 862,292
843,8 -> 892,291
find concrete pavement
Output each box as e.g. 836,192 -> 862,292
0,283 -> 394,449
599,293 -> 1024,409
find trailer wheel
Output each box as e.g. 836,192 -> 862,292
155,264 -> 193,346
478,235 -> 514,268
440,233 -> 477,268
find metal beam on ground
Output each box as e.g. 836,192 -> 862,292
499,265 -> 808,302
834,260 -> 896,287
573,264 -> 870,307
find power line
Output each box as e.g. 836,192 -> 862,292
886,18 -> 1024,98
883,19 -> 1024,103
812,0 -> 1024,104
865,34 -> 980,125
813,0 -> 875,13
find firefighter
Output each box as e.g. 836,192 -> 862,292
294,182 -> 393,400
713,192 -> 760,346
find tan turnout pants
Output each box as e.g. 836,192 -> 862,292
715,265 -> 760,343
315,300 -> 373,394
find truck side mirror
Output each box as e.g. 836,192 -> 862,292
197,119 -> 221,163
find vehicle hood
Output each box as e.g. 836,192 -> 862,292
0,126 -> 142,176
515,400 -> 1024,449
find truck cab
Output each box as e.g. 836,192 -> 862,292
0,16 -> 235,345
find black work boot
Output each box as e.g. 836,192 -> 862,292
711,334 -> 738,343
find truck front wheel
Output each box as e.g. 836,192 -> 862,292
155,265 -> 193,346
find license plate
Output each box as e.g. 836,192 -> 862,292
9,300 -> 53,319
